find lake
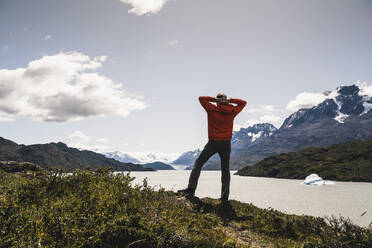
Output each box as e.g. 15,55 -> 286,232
125,170 -> 372,227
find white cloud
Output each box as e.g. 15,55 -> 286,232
286,92 -> 327,112
0,51 -> 147,122
245,105 -> 276,114
96,138 -> 109,143
168,40 -> 179,45
233,124 -> 244,131
0,113 -> 14,122
234,119 -> 263,131
286,83 -> 372,112
69,142 -> 112,152
358,82 -> 372,97
259,114 -> 281,123
120,0 -> 169,15
67,131 -> 112,152
244,116 -> 281,128
241,104 -> 286,128
44,34 -> 52,40
68,131 -> 90,143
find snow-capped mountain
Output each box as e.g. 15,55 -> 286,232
104,151 -> 141,164
104,151 -> 180,164
231,123 -> 277,149
282,84 -> 372,129
172,123 -> 277,166
172,149 -> 201,165
229,84 -> 372,169
178,84 -> 372,170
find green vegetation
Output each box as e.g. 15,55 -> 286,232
0,137 -> 151,171
236,140 -> 372,182
1,168 -> 371,247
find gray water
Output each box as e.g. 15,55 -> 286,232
126,170 -> 372,227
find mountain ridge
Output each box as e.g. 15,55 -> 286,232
176,84 -> 372,170
235,140 -> 372,182
0,137 -> 151,171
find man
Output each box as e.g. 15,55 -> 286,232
178,93 -> 246,202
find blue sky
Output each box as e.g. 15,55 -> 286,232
1,0 -> 372,155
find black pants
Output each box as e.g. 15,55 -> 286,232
188,140 -> 231,200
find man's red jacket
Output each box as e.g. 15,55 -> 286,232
199,96 -> 247,141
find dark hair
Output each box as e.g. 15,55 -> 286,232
216,93 -> 227,99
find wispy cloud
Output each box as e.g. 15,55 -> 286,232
245,105 -> 277,114
241,105 -> 287,128
287,82 -> 372,112
0,51 -> 147,122
235,117 -> 281,130
0,113 -> 14,122
68,131 -> 90,143
168,39 -> 179,45
96,138 -> 109,143
286,92 -> 327,112
358,81 -> 372,97
67,131 -> 112,152
259,114 -> 281,124
120,0 -> 170,15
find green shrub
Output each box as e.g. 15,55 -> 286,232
1,169 -> 371,248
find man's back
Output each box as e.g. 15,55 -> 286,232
199,96 -> 246,140
177,94 -> 246,202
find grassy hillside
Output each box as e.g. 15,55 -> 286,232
1,168 -> 371,247
236,140 -> 372,182
0,137 -> 150,171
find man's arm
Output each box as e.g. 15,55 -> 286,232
199,96 -> 217,111
229,98 -> 247,115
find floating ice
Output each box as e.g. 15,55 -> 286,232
302,173 -> 335,185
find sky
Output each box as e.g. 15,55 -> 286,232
1,0 -> 372,156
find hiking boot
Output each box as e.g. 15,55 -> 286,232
176,188 -> 195,197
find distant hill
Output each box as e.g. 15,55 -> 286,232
173,123 -> 277,168
0,137 -> 152,172
141,161 -> 175,170
235,140 -> 372,182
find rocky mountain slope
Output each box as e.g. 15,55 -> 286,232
230,85 -> 372,169
178,84 -> 372,170
235,140 -> 372,182
0,137 -> 151,171
172,149 -> 201,165
173,123 -> 277,167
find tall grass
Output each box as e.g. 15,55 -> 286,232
0,168 -> 371,247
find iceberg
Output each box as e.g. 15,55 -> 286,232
302,173 -> 335,185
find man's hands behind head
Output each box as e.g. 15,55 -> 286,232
217,97 -> 230,105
